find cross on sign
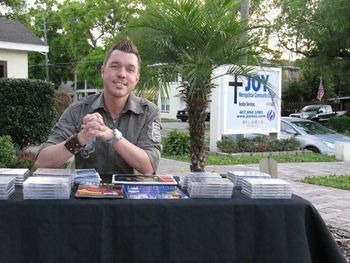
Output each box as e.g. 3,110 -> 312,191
229,75 -> 243,104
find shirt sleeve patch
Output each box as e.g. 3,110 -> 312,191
150,121 -> 161,143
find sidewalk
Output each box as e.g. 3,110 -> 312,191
158,159 -> 350,233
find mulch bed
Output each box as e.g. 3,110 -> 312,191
328,225 -> 350,262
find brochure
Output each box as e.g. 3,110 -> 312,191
75,182 -> 123,198
124,185 -> 188,199
112,174 -> 177,185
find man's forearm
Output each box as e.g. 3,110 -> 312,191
34,142 -> 73,168
113,138 -> 155,175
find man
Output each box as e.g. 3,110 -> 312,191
35,38 -> 161,175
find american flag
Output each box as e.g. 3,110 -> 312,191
317,78 -> 324,101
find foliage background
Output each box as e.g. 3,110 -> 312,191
0,79 -> 56,149
3,0 -> 349,102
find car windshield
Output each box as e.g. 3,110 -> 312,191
301,106 -> 320,112
292,121 -> 336,135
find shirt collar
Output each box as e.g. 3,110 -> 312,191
88,92 -> 144,115
88,93 -> 105,113
123,92 -> 144,115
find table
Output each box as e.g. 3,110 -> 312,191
0,176 -> 346,263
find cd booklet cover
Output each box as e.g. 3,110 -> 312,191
124,185 -> 188,199
75,182 -> 123,198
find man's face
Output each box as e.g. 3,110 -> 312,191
101,50 -> 140,98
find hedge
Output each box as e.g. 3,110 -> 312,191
217,136 -> 300,153
329,116 -> 350,133
0,78 -> 57,149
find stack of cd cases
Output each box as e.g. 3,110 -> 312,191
179,172 -> 221,189
23,176 -> 71,199
0,176 -> 16,199
187,177 -> 234,198
33,168 -> 75,187
241,178 -> 292,199
226,171 -> 271,189
0,168 -> 30,186
74,169 -> 102,184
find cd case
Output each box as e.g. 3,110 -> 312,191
112,174 -> 177,185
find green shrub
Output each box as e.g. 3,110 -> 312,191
0,79 -> 57,149
215,137 -> 239,153
217,136 -> 300,153
163,129 -> 190,155
11,151 -> 37,170
237,137 -> 265,152
268,138 -> 300,151
329,116 -> 350,133
0,136 -> 17,167
54,90 -> 72,122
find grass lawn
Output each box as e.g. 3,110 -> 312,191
303,175 -> 350,191
161,118 -> 179,122
162,152 -> 336,165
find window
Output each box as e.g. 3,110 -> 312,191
161,97 -> 170,112
77,93 -> 86,101
0,61 -> 7,78
281,122 -> 294,133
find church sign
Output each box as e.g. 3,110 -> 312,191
210,65 -> 282,152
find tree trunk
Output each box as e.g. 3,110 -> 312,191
187,97 -> 208,172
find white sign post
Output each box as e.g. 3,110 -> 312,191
210,65 -> 282,152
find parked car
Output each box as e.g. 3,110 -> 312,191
176,108 -> 210,122
280,117 -> 350,155
289,105 -> 337,125
176,108 -> 188,122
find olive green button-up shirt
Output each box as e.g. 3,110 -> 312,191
38,92 -> 162,175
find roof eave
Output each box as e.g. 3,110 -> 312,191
0,41 -> 49,53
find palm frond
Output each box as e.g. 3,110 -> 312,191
124,0 -> 266,171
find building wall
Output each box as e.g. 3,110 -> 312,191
0,49 -> 28,78
158,81 -> 186,119
281,66 -> 300,91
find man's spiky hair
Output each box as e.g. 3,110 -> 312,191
102,37 -> 141,70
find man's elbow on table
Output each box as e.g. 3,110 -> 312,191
34,144 -> 72,168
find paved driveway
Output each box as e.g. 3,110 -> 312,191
162,120 -> 209,140
161,121 -> 188,137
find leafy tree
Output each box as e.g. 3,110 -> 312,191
15,0 -> 148,87
76,48 -> 105,88
14,0 -> 72,84
272,0 -> 350,97
127,0 -> 261,171
0,0 -> 24,15
283,58 -> 335,102
72,0 -> 150,87
59,0 -> 150,87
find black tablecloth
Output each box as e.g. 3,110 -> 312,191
0,175 -> 346,263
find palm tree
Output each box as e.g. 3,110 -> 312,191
127,0 -> 261,172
